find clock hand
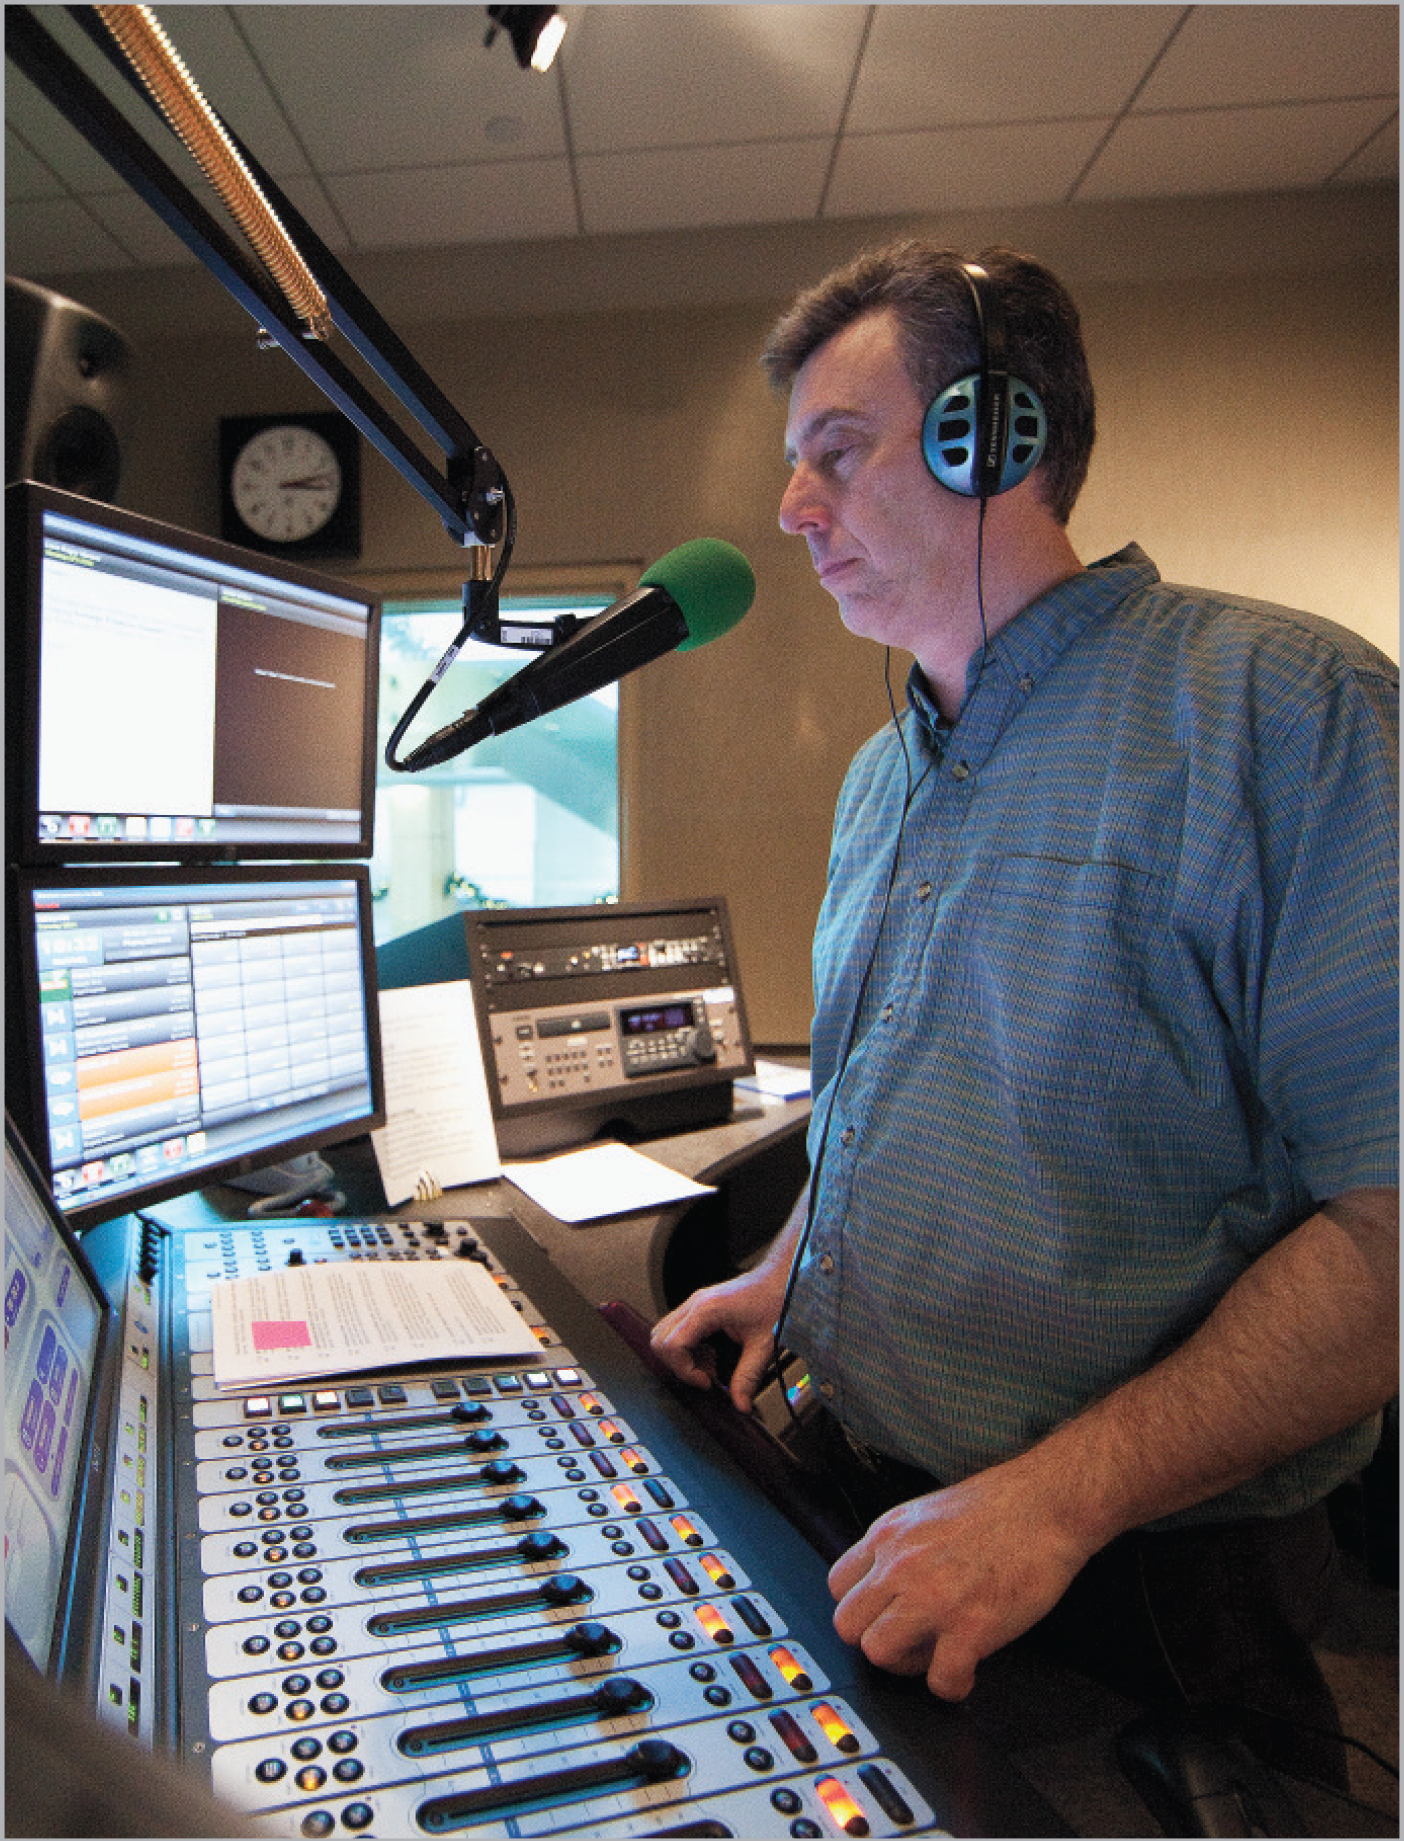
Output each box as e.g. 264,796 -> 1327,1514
277,471 -> 336,490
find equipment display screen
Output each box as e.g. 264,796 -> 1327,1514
9,866 -> 386,1231
620,1003 -> 693,1035
4,1127 -> 106,1670
6,481 -> 380,865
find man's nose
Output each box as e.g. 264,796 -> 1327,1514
779,465 -> 828,535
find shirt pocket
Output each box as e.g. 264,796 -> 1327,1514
945,852 -> 1193,1109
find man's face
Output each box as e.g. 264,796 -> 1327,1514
780,307 -> 977,655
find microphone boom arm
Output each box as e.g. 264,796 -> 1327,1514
11,4 -> 506,549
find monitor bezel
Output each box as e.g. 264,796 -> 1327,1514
7,862 -> 387,1234
5,479 -> 382,868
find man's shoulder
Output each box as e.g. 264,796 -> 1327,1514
1117,568 -> 1397,694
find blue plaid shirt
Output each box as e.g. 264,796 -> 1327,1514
788,545 -> 1399,1525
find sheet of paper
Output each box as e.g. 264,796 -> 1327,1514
370,980 -> 501,1205
502,1142 -> 715,1225
210,1256 -> 539,1390
737,1058 -> 811,1101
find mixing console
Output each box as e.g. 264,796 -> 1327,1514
54,1199 -> 1066,1839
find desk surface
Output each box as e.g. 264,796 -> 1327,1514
152,1084 -> 812,1323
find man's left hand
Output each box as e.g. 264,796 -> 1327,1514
828,1462 -> 1093,1700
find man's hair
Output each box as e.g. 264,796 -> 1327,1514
761,239 -> 1096,525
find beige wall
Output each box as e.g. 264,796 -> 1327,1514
39,190 -> 1399,1043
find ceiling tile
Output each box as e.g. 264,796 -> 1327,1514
848,6 -> 1184,131
577,137 -> 832,236
235,4 -> 568,172
6,126 -> 66,202
826,119 -> 1110,217
1080,98 -> 1399,200
4,59 -> 130,193
324,158 -> 579,249
86,185 -> 222,266
1329,110 -> 1400,184
1136,5 -> 1399,111
5,196 -> 136,275
564,4 -> 868,154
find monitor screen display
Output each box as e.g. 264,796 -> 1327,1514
4,1117 -> 110,1672
6,481 -> 380,864
8,865 -> 385,1232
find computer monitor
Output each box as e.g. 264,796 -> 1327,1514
4,1113 -> 114,1677
6,480 -> 380,865
7,864 -> 386,1233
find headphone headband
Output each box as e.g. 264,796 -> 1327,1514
921,260 -> 1047,501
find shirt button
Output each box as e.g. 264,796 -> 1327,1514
818,1253 -> 835,1276
952,761 -> 970,781
819,1381 -> 835,1400
880,1002 -> 894,1022
1020,675 -> 1035,694
840,1127 -> 855,1147
916,881 -> 932,902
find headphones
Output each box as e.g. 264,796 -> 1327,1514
921,260 -> 1048,501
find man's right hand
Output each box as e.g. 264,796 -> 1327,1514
649,1263 -> 792,1414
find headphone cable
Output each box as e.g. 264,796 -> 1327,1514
770,648 -> 927,1426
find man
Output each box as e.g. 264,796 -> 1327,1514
651,242 -> 1398,1765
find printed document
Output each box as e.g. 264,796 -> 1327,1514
210,1257 -> 539,1390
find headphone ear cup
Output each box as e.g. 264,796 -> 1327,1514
922,374 -> 1048,497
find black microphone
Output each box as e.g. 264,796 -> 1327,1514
401,538 -> 755,771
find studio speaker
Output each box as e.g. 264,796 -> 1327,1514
6,276 -> 131,502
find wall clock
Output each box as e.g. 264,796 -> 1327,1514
219,411 -> 361,558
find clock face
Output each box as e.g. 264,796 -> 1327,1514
230,423 -> 343,544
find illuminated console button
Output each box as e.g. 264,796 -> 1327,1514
816,1777 -> 870,1836
768,1647 -> 813,1691
277,1394 -> 307,1415
669,1515 -> 703,1548
813,1703 -> 861,1755
699,1553 -> 736,1589
693,1604 -> 734,1645
524,1370 -> 551,1390
312,1391 -> 340,1412
553,1368 -> 581,1387
244,1397 -> 273,1421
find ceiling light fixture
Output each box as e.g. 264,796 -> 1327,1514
483,7 -> 566,73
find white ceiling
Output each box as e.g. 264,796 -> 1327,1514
6,4 -> 1398,286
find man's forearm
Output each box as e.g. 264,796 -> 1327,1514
1014,1185 -> 1399,1550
